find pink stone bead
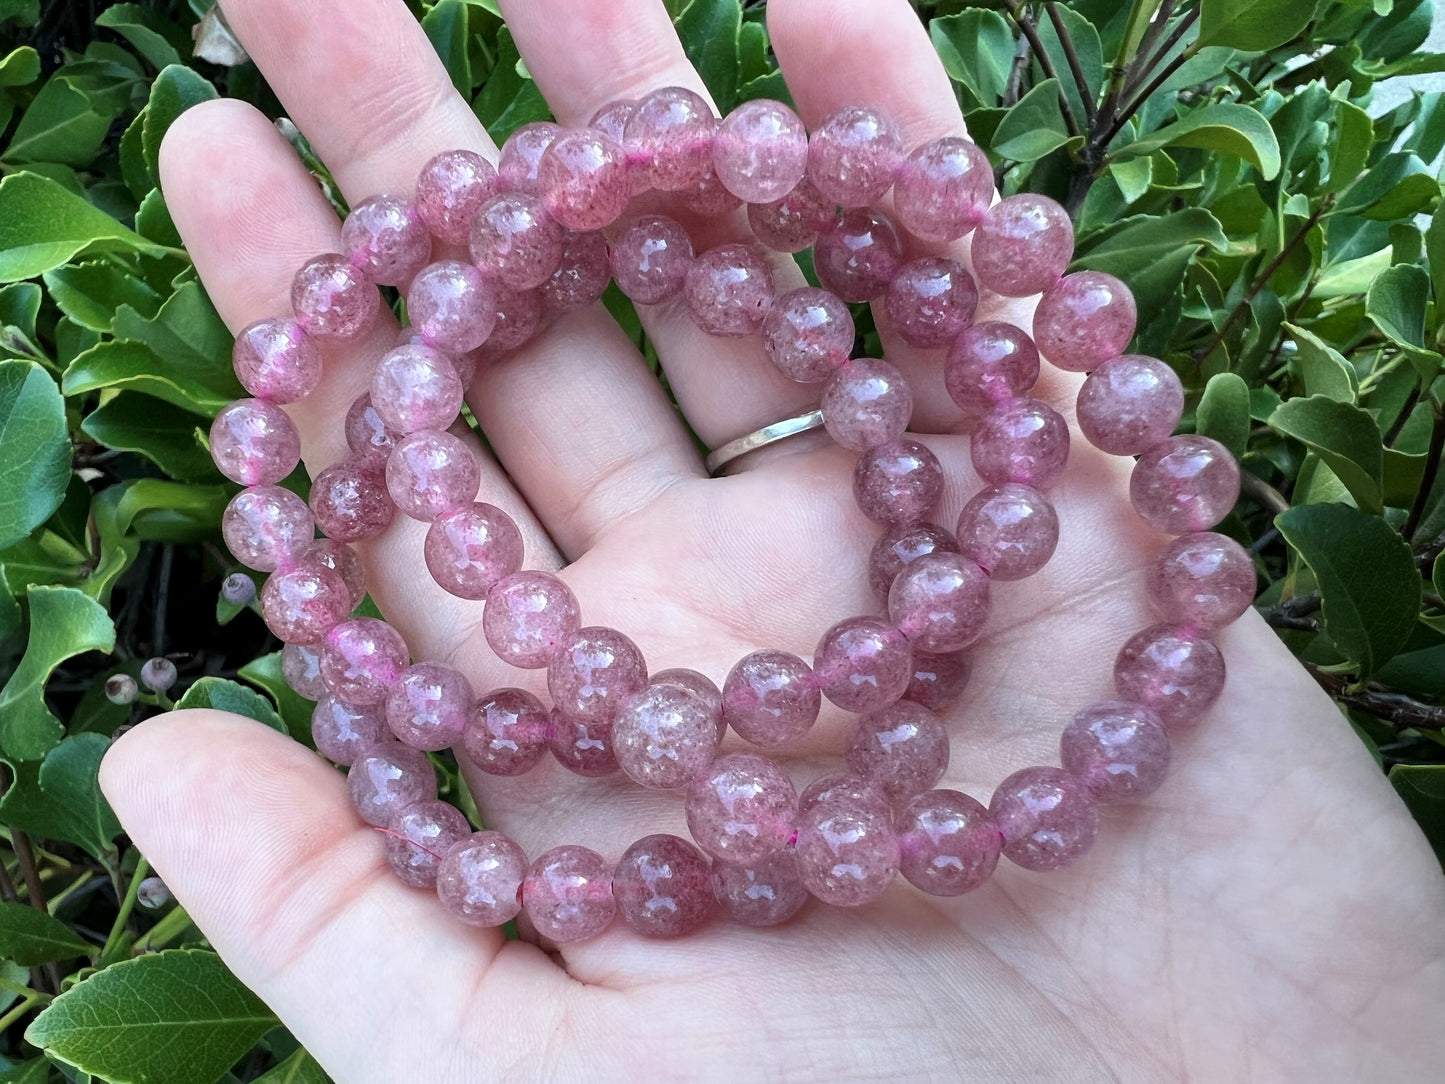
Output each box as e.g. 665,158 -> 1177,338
686,753 -> 798,865
747,177 -> 834,253
944,321 -> 1042,432
853,438 -> 944,526
469,192 -> 565,290
291,254 -> 378,341
868,523 -> 958,599
423,502 -> 524,600
222,485 -> 312,573
209,398 -> 300,486
821,358 -> 912,452
348,741 -> 435,828
625,86 -> 716,192
713,98 -> 808,203
797,772 -> 891,817
539,230 -> 611,311
885,257 -> 979,349
1147,532 -> 1256,631
684,243 -> 775,337
806,105 -> 902,208
385,430 -> 479,521
613,682 -> 721,789
281,642 -> 325,699
261,562 -> 351,645
990,766 -> 1099,872
970,194 -> 1075,297
483,571 -> 580,669
1114,624 -> 1226,727
650,668 -> 724,738
722,649 -> 820,746
589,98 -> 636,145
415,149 -> 499,245
893,137 -> 993,242
548,626 -> 647,725
523,845 -> 616,943
813,617 -> 913,714
710,848 -> 808,927
311,695 -> 387,766
971,398 -> 1070,488
1034,271 -> 1137,372
679,167 -> 743,216
1130,435 -> 1240,534
232,318 -> 321,404
1076,355 -> 1184,455
463,687 -> 549,776
370,344 -> 464,435
341,195 -> 431,286
320,617 -> 409,706
386,662 -> 474,751
1060,700 -> 1171,802
437,831 -> 526,926
613,834 -> 715,938
344,393 -> 398,468
385,800 -> 470,889
486,288 -> 544,352
497,122 -> 561,196
897,789 -> 1001,896
546,713 -> 619,777
905,649 -> 972,711
845,700 -> 949,805
406,260 -> 496,355
609,214 -> 694,305
298,538 -> 366,610
814,208 -> 903,303
795,797 -> 900,906
956,483 -> 1059,581
539,128 -> 630,232
309,458 -> 394,543
888,552 -> 991,653
761,286 -> 854,383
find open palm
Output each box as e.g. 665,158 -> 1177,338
101,0 -> 1445,1079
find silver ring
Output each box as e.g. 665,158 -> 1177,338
705,409 -> 825,475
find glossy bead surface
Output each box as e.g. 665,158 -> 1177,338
795,798 -> 900,906
990,767 -> 1099,872
814,208 -> 903,303
538,229 -> 611,311
650,668 -> 724,737
309,459 -> 393,543
386,662 -> 474,751
1146,532 -> 1256,631
885,258 -> 978,349
905,649 -> 972,711
538,128 -> 630,231
971,194 -> 1074,297
713,98 -> 807,203
956,483 -> 1059,581
311,695 -> 388,766
1114,624 -> 1226,727
897,789 -> 1001,896
944,321 -> 1042,432
806,105 -> 902,207
547,626 -> 648,725
424,502 -> 524,600
747,178 -> 834,253
406,260 -> 495,355
722,649 -> 820,746
319,617 -> 409,706
868,523 -> 958,599
796,772 -> 891,817
370,344 -> 464,435
680,167 -> 743,216
684,244 -> 774,337
291,254 -> 378,341
710,849 -> 808,927
1130,436 -> 1240,534
341,195 -> 431,285
546,713 -> 619,777
812,617 -> 913,714
821,357 -> 911,451
437,831 -> 526,926
613,834 -> 715,938
625,86 -> 715,192
497,122 -> 561,195
415,149 -> 498,245
348,741 -> 435,827
209,399 -> 300,486
853,438 -> 944,526
344,393 -> 397,468
385,430 -> 479,521
609,214 -> 694,305
260,563 -> 351,645
1076,355 -> 1184,455
685,753 -> 798,865
971,398 -> 1070,488
613,682 -> 721,789
846,700 -> 949,805
232,318 -> 321,404
483,571 -> 581,669
589,98 -> 636,145
1060,701 -> 1172,802
385,800 -> 469,889
486,288 -> 544,352
1033,271 -> 1137,372
298,538 -> 366,610
893,137 -> 993,242
222,485 -> 313,573
761,287 -> 854,382
523,845 -> 616,943
463,687 -> 550,776
281,642 -> 325,699
888,552 -> 990,653
469,192 -> 565,290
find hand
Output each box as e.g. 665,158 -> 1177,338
100,0 -> 1445,1079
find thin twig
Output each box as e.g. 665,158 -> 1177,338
1240,472 -> 1290,516
12,831 -> 61,994
1097,16 -> 1202,150
1003,0 -> 1083,138
1045,2 -> 1097,125
1004,30 -> 1032,107
0,861 -> 17,904
1124,6 -> 1201,101
1384,384 -> 1422,447
1259,594 -> 1321,631
1307,663 -> 1445,731
1121,0 -> 1180,94
1403,401 -> 1444,542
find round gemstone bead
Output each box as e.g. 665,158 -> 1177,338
222,485 -> 313,572
546,713 -> 619,777
298,538 -> 366,610
437,831 -> 526,927
806,105 -> 902,207
497,122 -> 561,195
209,398 -> 300,486
613,834 -> 715,938
684,243 -> 775,337
650,668 -> 724,737
232,318 -> 321,404
888,552 -> 991,653
713,98 -> 808,203
281,642 -> 325,699
309,459 -> 393,543
814,208 -> 903,303
347,741 -> 435,827
685,753 -> 798,865
845,700 -> 949,805
747,178 -> 834,253
463,687 -> 550,776
868,523 -> 958,599
423,503 -> 523,600
885,258 -> 979,349
1033,271 -> 1137,372
893,137 -> 993,242
905,649 -> 972,711
795,798 -> 900,906
853,438 -> 944,526
311,695 -> 388,766
469,192 -> 565,290
1076,355 -> 1184,455
821,358 -> 912,451
522,845 -> 616,944
1130,435 -> 1240,534
341,195 -> 431,285
613,682 -> 721,789
761,287 -> 854,383
956,483 -> 1059,581
990,766 -> 1099,872
538,128 -> 630,232
1060,701 -> 1172,802
344,393 -> 398,468
1114,624 -> 1226,727
722,649 -> 820,746
260,562 -> 351,645
680,167 -> 743,216
710,848 -> 808,927
406,261 -> 495,355
609,214 -> 694,305
483,571 -> 580,669
385,799 -> 469,889
385,430 -> 479,521
547,626 -> 647,725
796,772 -> 891,817
897,789 -> 1001,896
385,662 -> 474,751
486,288 -> 544,352
319,617 -> 409,706
944,321 -> 1042,432
291,254 -> 378,340
539,229 -> 611,311
414,149 -> 499,245
1146,532 -> 1256,631
812,617 -> 913,714
370,344 -> 464,435
971,398 -> 1070,488
589,98 -> 636,146
970,194 -> 1073,297
625,85 -> 716,192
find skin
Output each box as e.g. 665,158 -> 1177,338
99,0 -> 1445,1080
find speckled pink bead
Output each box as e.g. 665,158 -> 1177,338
885,258 -> 979,349
406,261 -> 495,355
722,649 -> 820,746
546,712 -> 619,777
311,695 -> 388,766
821,357 -> 912,451
261,562 -> 351,645
469,192 -> 565,290
893,137 -> 993,242
613,682 -> 721,789
291,254 -> 378,340
814,208 -> 903,303
1060,700 -> 1171,802
523,845 -> 616,943
539,230 -> 611,311
385,662 -> 473,751
713,98 -> 808,203
905,649 -> 972,711
813,617 -> 913,714
437,831 -> 527,926
590,98 -> 636,144
888,552 -> 991,653
680,167 -> 743,216
539,128 -> 630,231
423,503 -> 523,600
897,789 -> 1001,896
1034,271 -> 1137,372
415,149 -> 499,245
609,214 -> 694,305
370,344 -> 463,434
807,105 -> 902,207
222,485 -> 312,573
846,701 -> 949,805
613,834 -> 715,938
945,321 -> 1042,432
1130,436 -> 1240,534
956,483 -> 1059,581
345,393 -> 398,468
232,318 -> 321,404
868,523 -> 958,599
548,626 -> 647,725
651,668 -> 724,737
348,741 -> 435,828
1114,624 -> 1226,727
385,430 -> 479,521
319,617 -> 409,706
298,538 -> 365,610
795,797 -> 900,906
498,122 -> 561,195
1147,532 -> 1255,631
209,399 -> 300,486
486,288 -> 544,352
463,687 -> 550,776
625,86 -> 715,192
761,287 -> 854,382
853,438 -> 944,526
309,459 -> 394,543
971,195 -> 1074,297
483,571 -> 580,669
385,800 -> 469,889
797,772 -> 891,817
710,848 -> 808,927
282,642 -> 325,699
971,398 -> 1070,488
747,178 -> 834,253
684,243 -> 775,337
990,766 -> 1098,872
1076,355 -> 1184,455
341,195 -> 431,286
686,753 -> 798,865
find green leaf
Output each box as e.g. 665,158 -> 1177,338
1196,372 -> 1250,458
105,479 -> 230,543
238,653 -> 313,744
42,263 -> 162,333
1426,200 -> 1445,313
1073,209 -> 1228,316
0,902 -> 90,966
1269,396 -> 1384,514
1390,765 -> 1445,867
1275,502 -> 1420,676
94,3 -> 181,70
175,677 -> 286,734
0,361 -> 70,550
143,66 -> 217,189
0,0 -> 39,27
1284,323 -> 1357,401
81,394 -> 218,482
0,46 -> 39,86
1036,5 -> 1103,126
931,9 -> 1014,106
0,1059 -> 51,1084
1197,0 -> 1314,51
1334,152 -> 1440,221
1366,263 -> 1442,384
674,0 -> 742,113
0,172 -> 169,282
471,27 -> 550,143
4,75 -> 113,166
1109,156 -> 1152,203
0,734 -> 122,858
252,1049 -> 327,1084
422,0 -> 471,95
26,949 -> 278,1084
1112,102 -> 1281,179
993,79 -> 1077,163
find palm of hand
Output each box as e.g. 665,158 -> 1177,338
100,0 -> 1445,1080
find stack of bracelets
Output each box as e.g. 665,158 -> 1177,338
210,89 -> 1249,943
